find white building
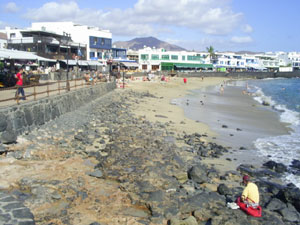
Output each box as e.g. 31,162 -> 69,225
213,52 -> 247,70
0,32 -> 7,49
138,47 -> 212,72
288,52 -> 300,70
31,22 -> 112,62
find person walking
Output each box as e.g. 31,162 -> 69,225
15,67 -> 26,100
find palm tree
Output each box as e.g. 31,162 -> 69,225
206,46 -> 215,60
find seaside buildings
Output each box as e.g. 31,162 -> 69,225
137,47 -> 212,72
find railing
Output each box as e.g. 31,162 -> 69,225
0,77 -> 109,108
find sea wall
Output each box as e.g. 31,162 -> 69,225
0,82 -> 116,143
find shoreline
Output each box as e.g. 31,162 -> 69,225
128,76 -> 291,172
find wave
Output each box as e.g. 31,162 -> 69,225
252,87 -> 300,127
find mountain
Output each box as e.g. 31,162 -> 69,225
235,50 -> 264,55
113,36 -> 186,51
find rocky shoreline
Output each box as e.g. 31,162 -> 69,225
0,89 -> 299,225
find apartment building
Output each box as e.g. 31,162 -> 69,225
138,47 -> 212,72
31,22 -> 112,63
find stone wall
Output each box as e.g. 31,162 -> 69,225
0,82 -> 116,144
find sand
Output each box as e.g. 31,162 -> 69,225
126,76 -> 291,172
127,76 -> 227,140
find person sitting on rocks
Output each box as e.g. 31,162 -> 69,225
241,175 -> 259,207
236,175 -> 262,217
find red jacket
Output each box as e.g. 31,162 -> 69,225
16,72 -> 23,86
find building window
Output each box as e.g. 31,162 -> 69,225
151,54 -> 159,60
152,65 -> 159,70
161,55 -> 169,60
90,52 -> 95,58
142,64 -> 147,70
187,55 -> 201,61
93,37 -> 97,45
171,55 -> 178,60
101,38 -> 105,45
182,56 -> 185,61
141,54 -> 149,60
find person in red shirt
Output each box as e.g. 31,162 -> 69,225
15,67 -> 26,100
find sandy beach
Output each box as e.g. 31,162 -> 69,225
127,76 -> 291,171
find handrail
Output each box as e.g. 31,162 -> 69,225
0,77 -> 109,107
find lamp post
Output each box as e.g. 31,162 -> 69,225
66,35 -> 70,91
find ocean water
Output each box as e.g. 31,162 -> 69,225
246,78 -> 300,188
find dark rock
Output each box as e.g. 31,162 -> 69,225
155,115 -> 168,118
278,204 -> 300,222
265,198 -> 286,211
222,125 -> 228,128
187,165 -> 209,184
217,184 -> 231,196
277,184 -> 300,212
290,159 -> 300,170
263,160 -> 287,173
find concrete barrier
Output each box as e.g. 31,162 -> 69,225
0,82 -> 116,143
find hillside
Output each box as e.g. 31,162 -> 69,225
113,36 -> 186,51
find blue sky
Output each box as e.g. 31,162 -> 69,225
0,0 -> 299,52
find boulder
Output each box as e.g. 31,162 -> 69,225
217,184 -> 231,196
278,204 -> 300,222
290,159 -> 300,170
265,198 -> 286,211
187,165 -> 209,184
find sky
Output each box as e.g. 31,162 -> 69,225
0,0 -> 299,52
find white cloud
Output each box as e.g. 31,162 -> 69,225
231,36 -> 253,44
24,0 -> 244,36
241,24 -> 253,33
4,2 -> 19,13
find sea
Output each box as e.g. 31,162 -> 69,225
175,77 -> 300,188
247,77 -> 300,188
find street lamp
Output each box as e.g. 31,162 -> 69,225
65,34 -> 71,91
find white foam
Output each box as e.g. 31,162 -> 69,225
254,128 -> 300,188
252,87 -> 300,126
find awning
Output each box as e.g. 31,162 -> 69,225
121,62 -> 139,68
0,49 -> 55,61
61,60 -> 102,66
173,63 -> 213,68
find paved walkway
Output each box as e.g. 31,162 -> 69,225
0,79 -> 105,108
0,191 -> 35,225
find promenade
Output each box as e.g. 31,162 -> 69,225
0,79 -> 102,108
